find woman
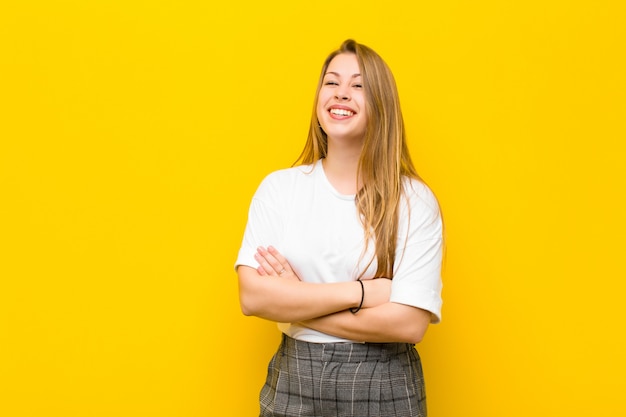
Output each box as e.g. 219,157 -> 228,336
235,39 -> 443,417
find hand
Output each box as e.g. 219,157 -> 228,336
254,246 -> 300,281
361,278 -> 392,308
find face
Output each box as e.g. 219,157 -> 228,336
316,53 -> 367,145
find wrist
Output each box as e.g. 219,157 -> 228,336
349,279 -> 364,314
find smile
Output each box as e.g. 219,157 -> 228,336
329,108 -> 355,117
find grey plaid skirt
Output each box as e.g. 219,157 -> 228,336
259,334 -> 426,417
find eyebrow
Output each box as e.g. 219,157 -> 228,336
324,71 -> 361,78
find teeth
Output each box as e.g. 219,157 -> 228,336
330,108 -> 354,116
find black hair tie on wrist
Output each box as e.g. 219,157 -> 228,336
349,279 -> 364,314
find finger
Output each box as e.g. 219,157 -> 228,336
254,252 -> 278,275
257,266 -> 268,276
267,246 -> 291,274
257,247 -> 285,276
255,250 -> 285,277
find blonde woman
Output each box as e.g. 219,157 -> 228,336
235,39 -> 443,417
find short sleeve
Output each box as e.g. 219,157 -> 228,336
235,176 -> 284,270
389,180 -> 444,323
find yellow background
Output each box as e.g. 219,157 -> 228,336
1,1 -> 624,416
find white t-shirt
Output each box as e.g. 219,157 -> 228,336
235,159 -> 443,343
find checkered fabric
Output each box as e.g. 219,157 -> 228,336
259,334 -> 426,417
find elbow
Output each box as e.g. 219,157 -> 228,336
407,322 -> 429,344
388,304 -> 430,344
237,267 -> 264,317
407,330 -> 425,344
411,316 -> 430,344
239,292 -> 259,317
239,287 -> 272,318
240,303 -> 259,317
379,318 -> 427,344
375,325 -> 425,344
402,316 -> 429,344
240,304 -> 253,317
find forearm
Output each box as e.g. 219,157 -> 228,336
237,266 -> 361,322
299,302 -> 432,344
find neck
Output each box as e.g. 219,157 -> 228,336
323,140 -> 363,195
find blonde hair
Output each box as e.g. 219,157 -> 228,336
296,39 -> 420,278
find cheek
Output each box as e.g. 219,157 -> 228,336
316,100 -> 326,120
358,97 -> 368,122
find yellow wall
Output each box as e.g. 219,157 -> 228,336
1,1 -> 624,415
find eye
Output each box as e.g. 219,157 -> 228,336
324,80 -> 339,86
352,83 -> 363,89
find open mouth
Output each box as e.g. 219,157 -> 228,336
329,108 -> 355,117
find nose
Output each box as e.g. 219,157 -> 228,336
335,85 -> 350,101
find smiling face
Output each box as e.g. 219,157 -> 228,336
316,53 -> 368,146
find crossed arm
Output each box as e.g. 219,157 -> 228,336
237,246 -> 431,344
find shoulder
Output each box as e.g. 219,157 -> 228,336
399,176 -> 442,234
262,163 -> 316,184
254,163 -> 317,201
402,177 -> 440,214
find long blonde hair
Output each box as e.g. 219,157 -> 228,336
296,39 -> 420,278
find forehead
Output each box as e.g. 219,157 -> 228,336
325,53 -> 361,76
